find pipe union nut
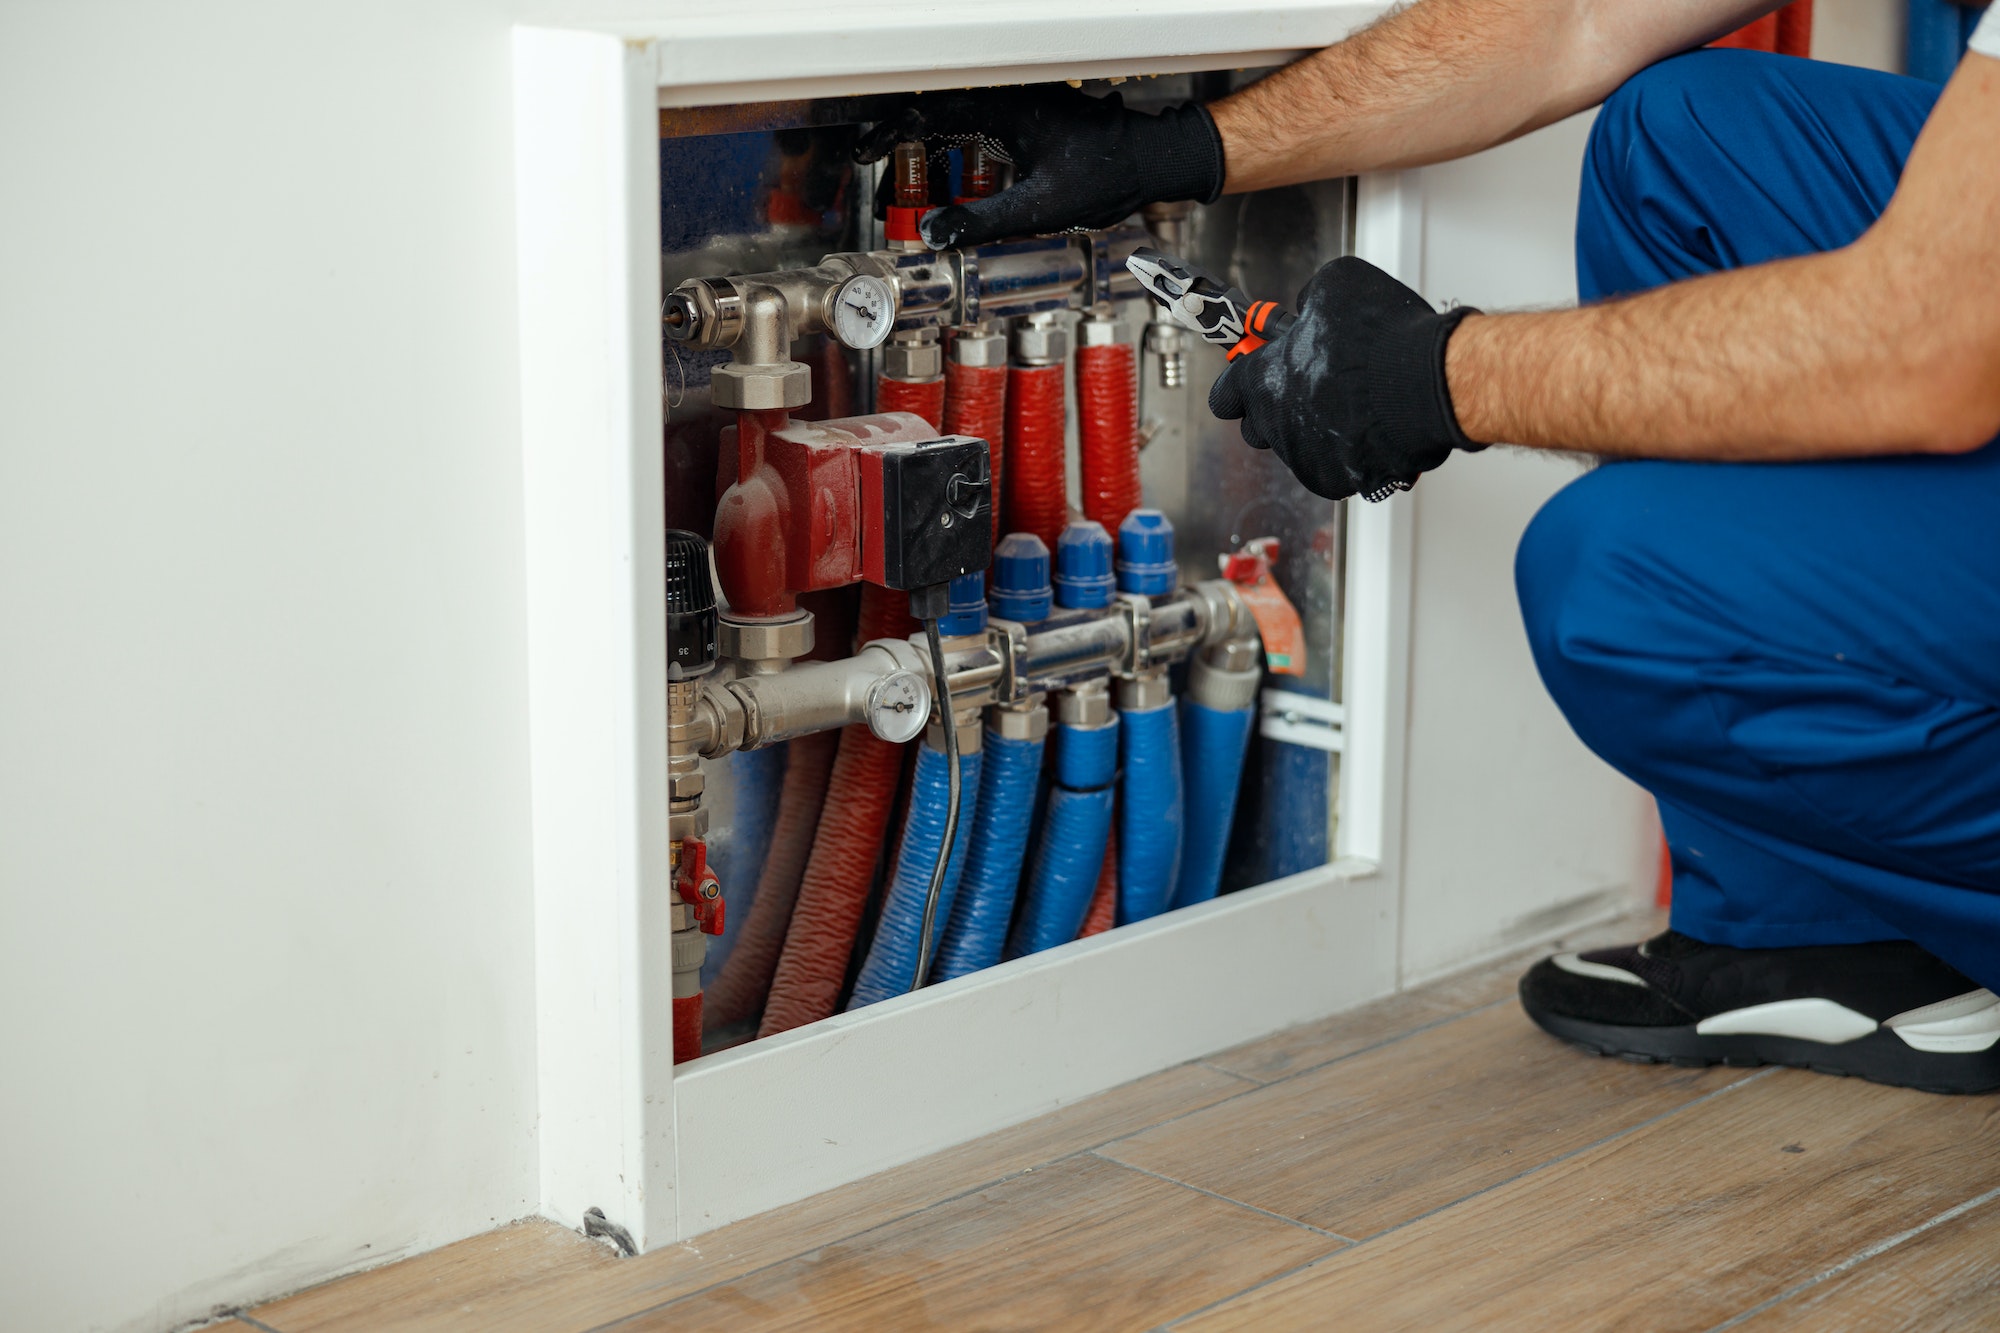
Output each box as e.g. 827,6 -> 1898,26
1057,680 -> 1112,728
1078,317 -> 1123,348
1117,673 -> 1172,711
883,339 -> 943,381
949,331 -> 1007,368
718,611 -> 814,663
1012,319 -> 1070,366
711,360 -> 812,410
1189,652 -> 1263,712
990,702 -> 1050,743
671,928 -> 707,974
669,769 -> 705,800
669,808 -> 709,840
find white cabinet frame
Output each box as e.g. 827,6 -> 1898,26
514,12 -> 1408,1249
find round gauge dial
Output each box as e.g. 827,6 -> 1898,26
828,274 -> 897,350
864,670 -> 931,744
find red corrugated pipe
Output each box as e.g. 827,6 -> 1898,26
1080,827 -> 1118,937
1076,328 -> 1142,535
1711,0 -> 1813,56
1005,359 -> 1069,553
674,991 -> 704,1063
878,372 -> 946,429
946,353 -> 1008,540
704,727 -> 839,1034
759,584 -> 918,1036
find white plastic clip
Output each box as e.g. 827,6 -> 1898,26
1259,689 -> 1345,753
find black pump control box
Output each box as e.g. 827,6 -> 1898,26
862,434 -> 993,592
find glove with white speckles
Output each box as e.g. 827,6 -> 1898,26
1210,256 -> 1485,503
853,86 -> 1224,250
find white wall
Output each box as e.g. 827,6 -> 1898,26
1814,0 -> 1905,73
0,4 -> 537,1331
1394,113 -> 1658,984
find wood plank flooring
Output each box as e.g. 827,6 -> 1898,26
234,913 -> 2000,1332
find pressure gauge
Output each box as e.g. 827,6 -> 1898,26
864,670 -> 931,744
828,273 -> 897,350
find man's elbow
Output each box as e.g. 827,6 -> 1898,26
1906,353 -> 2000,455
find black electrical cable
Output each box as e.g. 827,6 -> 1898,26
911,613 -> 963,993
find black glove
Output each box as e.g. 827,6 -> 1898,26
1209,257 -> 1484,502
853,86 -> 1224,250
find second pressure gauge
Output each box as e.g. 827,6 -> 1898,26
864,670 -> 931,744
828,273 -> 897,350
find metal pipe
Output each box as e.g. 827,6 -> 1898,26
666,225 -> 1152,353
700,582 -> 1247,755
697,638 -> 930,756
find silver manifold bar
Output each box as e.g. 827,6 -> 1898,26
689,579 -> 1251,760
661,225 -> 1152,357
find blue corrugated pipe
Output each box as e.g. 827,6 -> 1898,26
1171,648 -> 1261,910
1117,703 -> 1182,924
1114,510 -> 1184,925
935,726 -> 1045,979
1251,679 -> 1332,886
847,741 -> 984,1007
700,742 -> 785,987
847,573 -> 990,1006
1008,712 -> 1119,957
1909,0 -> 1988,84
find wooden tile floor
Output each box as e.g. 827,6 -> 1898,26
230,913 -> 2000,1332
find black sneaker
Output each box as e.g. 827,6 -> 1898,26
1519,930 -> 2000,1094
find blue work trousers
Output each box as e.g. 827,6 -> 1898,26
1516,50 -> 2000,988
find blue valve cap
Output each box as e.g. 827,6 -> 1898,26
1116,508 -> 1177,596
989,531 -> 1052,623
1054,520 -> 1115,610
938,571 -> 989,637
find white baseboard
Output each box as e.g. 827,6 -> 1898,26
669,857 -> 1395,1239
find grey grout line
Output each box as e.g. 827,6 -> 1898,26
1194,1058 -> 1264,1085
1153,1066 -> 1781,1330
589,971 -> 1564,1328
1349,1067 -> 1780,1246
580,1162 -> 1057,1331
1701,1184 -> 2000,1333
589,950 -> 1635,1331
1093,998 -> 1515,1160
1090,1151 -> 1357,1244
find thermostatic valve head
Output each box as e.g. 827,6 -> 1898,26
664,529 -> 719,680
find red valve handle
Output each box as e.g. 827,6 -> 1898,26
677,838 -> 726,936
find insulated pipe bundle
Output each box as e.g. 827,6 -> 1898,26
935,534 -> 1052,981
704,727 -> 837,1033
1007,692 -> 1118,956
1113,511 -> 1184,925
1076,313 -> 1143,535
1172,641 -> 1261,909
1008,522 -> 1120,958
758,585 -> 917,1037
848,575 -> 988,1007
1003,315 -> 1071,553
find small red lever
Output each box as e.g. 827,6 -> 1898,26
676,838 -> 725,936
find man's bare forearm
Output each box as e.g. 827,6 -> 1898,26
1210,0 -> 1777,193
1445,57 -> 2000,462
